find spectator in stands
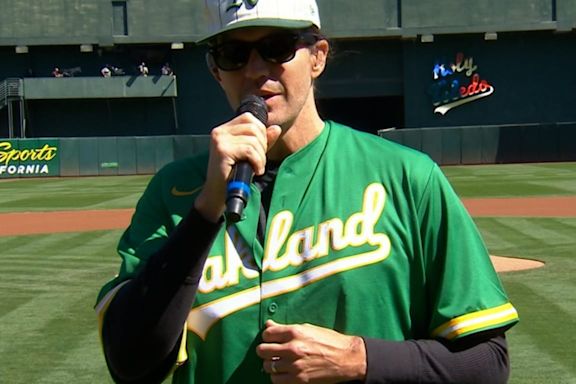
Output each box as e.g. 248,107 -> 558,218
161,63 -> 174,76
52,67 -> 64,77
138,62 -> 149,76
101,65 -> 112,77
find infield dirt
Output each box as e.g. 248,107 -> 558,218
2,196 -> 571,272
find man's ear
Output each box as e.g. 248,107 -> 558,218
205,53 -> 222,82
311,39 -> 329,78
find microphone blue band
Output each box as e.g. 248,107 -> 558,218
227,181 -> 251,197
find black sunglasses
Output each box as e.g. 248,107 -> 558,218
209,31 -> 320,71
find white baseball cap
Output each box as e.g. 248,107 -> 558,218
197,0 -> 321,43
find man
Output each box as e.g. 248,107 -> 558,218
96,1 -> 519,383
162,63 -> 174,76
52,67 -> 64,77
138,62 -> 149,77
101,65 -> 112,78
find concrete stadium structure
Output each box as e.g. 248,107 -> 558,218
1,0 -> 575,177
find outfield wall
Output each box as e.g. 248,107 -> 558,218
378,122 -> 576,165
0,135 -> 209,178
1,123 -> 575,178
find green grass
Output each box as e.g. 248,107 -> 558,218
0,176 -> 151,213
475,217 -> 576,383
444,162 -> 576,383
0,231 -> 121,384
0,176 -> 151,383
1,164 -> 576,383
443,162 -> 576,198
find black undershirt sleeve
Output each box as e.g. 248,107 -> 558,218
101,208 -> 223,383
363,332 -> 510,383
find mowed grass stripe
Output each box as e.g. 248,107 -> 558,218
0,231 -> 122,261
32,330 -> 114,384
0,235 -> 41,253
0,252 -> 119,269
476,216 -> 576,383
496,218 -> 576,247
0,253 -> 119,296
0,231 -> 120,381
0,175 -> 150,213
507,329 -> 576,384
0,232 -> 121,289
475,218 -> 549,255
0,265 -> 116,291
1,232 -> 102,256
1,165 -> 575,383
444,162 -> 576,179
472,219 -> 518,251
0,257 -> 119,268
0,233 -> 119,350
0,232 -> 121,358
477,217 -> 576,278
505,281 -> 576,379
0,289 -> 99,355
477,218 -> 576,259
444,162 -> 576,198
538,218 -> 576,236
0,290 -> 40,318
0,242 -> 119,382
0,232 -> 121,262
0,291 -> 109,383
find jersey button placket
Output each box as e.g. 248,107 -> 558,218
268,302 -> 278,314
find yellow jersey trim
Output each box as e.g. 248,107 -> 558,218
176,323 -> 188,366
95,281 -> 130,340
432,302 -> 519,340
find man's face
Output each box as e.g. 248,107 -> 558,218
209,27 -> 328,128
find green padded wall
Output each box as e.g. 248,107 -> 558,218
379,123 -> 576,164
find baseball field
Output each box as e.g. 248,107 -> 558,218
0,162 -> 575,383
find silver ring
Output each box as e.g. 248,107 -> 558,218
271,357 -> 279,374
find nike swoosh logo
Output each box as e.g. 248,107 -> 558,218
171,185 -> 202,197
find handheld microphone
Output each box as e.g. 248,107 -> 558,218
225,95 -> 268,223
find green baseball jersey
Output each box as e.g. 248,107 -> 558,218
97,121 -> 518,383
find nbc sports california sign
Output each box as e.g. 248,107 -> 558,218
0,140 -> 60,178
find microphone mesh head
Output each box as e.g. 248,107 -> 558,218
237,95 -> 268,125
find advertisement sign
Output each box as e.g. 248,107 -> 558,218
429,52 -> 494,115
0,139 -> 60,178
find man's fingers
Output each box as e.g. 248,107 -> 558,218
265,319 -> 280,327
233,113 -> 268,145
264,356 -> 283,374
266,125 -> 283,152
261,320 -> 300,344
262,319 -> 286,342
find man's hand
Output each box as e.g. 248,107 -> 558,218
256,320 -> 367,384
194,113 -> 281,222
